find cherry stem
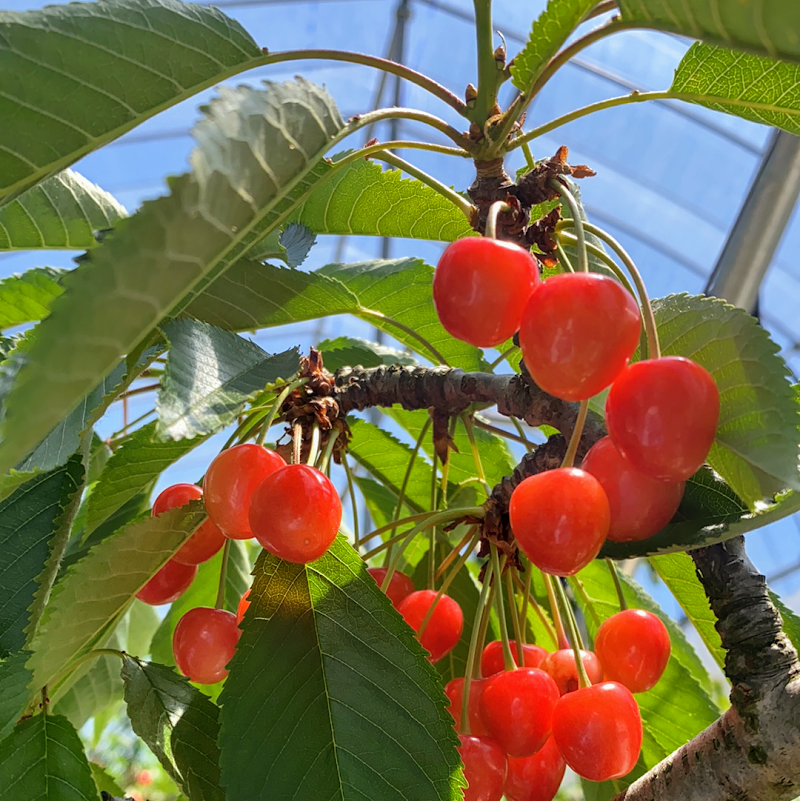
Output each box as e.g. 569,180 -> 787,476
372,149 -> 475,221
474,579 -> 499,678
317,429 -> 340,474
428,448 -> 440,590
509,417 -> 535,452
305,421 -> 322,466
118,382 -> 160,399
605,557 -> 628,611
106,408 -> 157,445
552,575 -> 593,689
473,418 -> 532,449
490,545 -> 516,672
557,231 -> 637,297
569,576 -> 602,629
544,573 -> 569,651
342,455 -> 361,550
512,570 -> 557,646
435,526 -> 479,581
472,0 -> 500,124
560,399 -> 589,469
359,308 -> 450,366
547,179 -> 588,273
215,538 -> 232,610
505,571 -> 525,664
485,200 -> 512,240
555,242 -> 576,273
463,414 -> 491,494
255,378 -> 307,446
292,423 -> 303,465
519,565 -> 533,646
460,559 -> 495,734
363,511 -> 446,552
580,221 -> 661,359
521,140 -> 536,170
486,346 -> 517,372
583,0 -> 619,21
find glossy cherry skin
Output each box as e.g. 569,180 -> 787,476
249,464 -> 342,564
397,590 -> 463,663
606,356 -> 720,482
551,681 -> 642,781
367,567 -> 415,608
136,559 -> 197,606
172,606 -> 241,685
504,738 -> 566,801
445,677 -> 490,736
479,668 -> 560,757
433,237 -> 539,348
581,437 -> 685,542
509,468 -> 610,576
458,735 -> 508,801
236,589 -> 251,624
152,483 -> 226,565
595,609 -> 671,693
204,444 -> 286,539
539,649 -> 604,695
519,273 -> 641,401
481,640 -> 547,677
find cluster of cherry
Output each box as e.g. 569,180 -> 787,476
136,442 -> 342,684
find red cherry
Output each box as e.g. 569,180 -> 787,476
444,677 -> 490,736
433,237 -> 539,348
367,567 -> 415,608
539,649 -> 603,695
551,681 -> 642,781
479,668 -> 560,757
136,559 -> 197,606
509,468 -> 610,576
606,356 -> 720,482
581,437 -> 685,542
172,606 -> 241,685
152,483 -> 226,565
481,640 -> 547,677
504,738 -> 566,801
397,590 -> 463,663
249,464 -> 342,564
519,273 -> 641,401
204,444 -> 286,539
595,609 -> 671,693
236,589 -> 251,624
458,734 -> 508,801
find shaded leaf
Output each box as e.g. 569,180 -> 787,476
279,222 -> 316,268
0,650 -> 33,742
158,319 -> 299,440
218,536 -> 463,801
121,656 -> 223,801
0,0 -> 262,204
0,267 -> 65,330
0,714 -> 99,800
0,170 -> 126,250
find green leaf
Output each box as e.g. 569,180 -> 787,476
0,0 -> 263,204
25,504 -> 206,692
650,552 -> 725,671
511,0 -> 597,92
619,0 -> 800,66
0,268 -> 65,330
0,79 -> 344,475
292,157 -> 473,241
317,335 -> 416,373
121,656 -> 223,801
0,456 -> 84,656
0,170 -> 126,250
772,590 -> 800,654
0,650 -> 33,742
218,536 -> 463,801
149,540 -> 250,667
654,294 -> 799,506
89,762 -> 126,800
0,714 -> 99,800
671,43 -> 800,135
158,319 -> 300,440
85,422 -> 202,535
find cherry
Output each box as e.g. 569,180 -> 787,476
367,567 -> 415,608
204,444 -> 286,539
172,606 -> 241,685
509,468 -> 610,576
479,667 -> 560,757
433,237 -> 539,348
518,272 -> 641,401
606,356 -> 720,482
539,649 -> 603,695
581,437 -> 685,542
249,464 -> 342,563
151,483 -> 226,565
481,640 -> 547,677
236,589 -> 251,624
504,738 -> 566,801
595,609 -> 671,693
136,559 -> 197,606
551,681 -> 642,781
444,677 -> 490,736
397,590 -> 463,663
458,734 -> 507,801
